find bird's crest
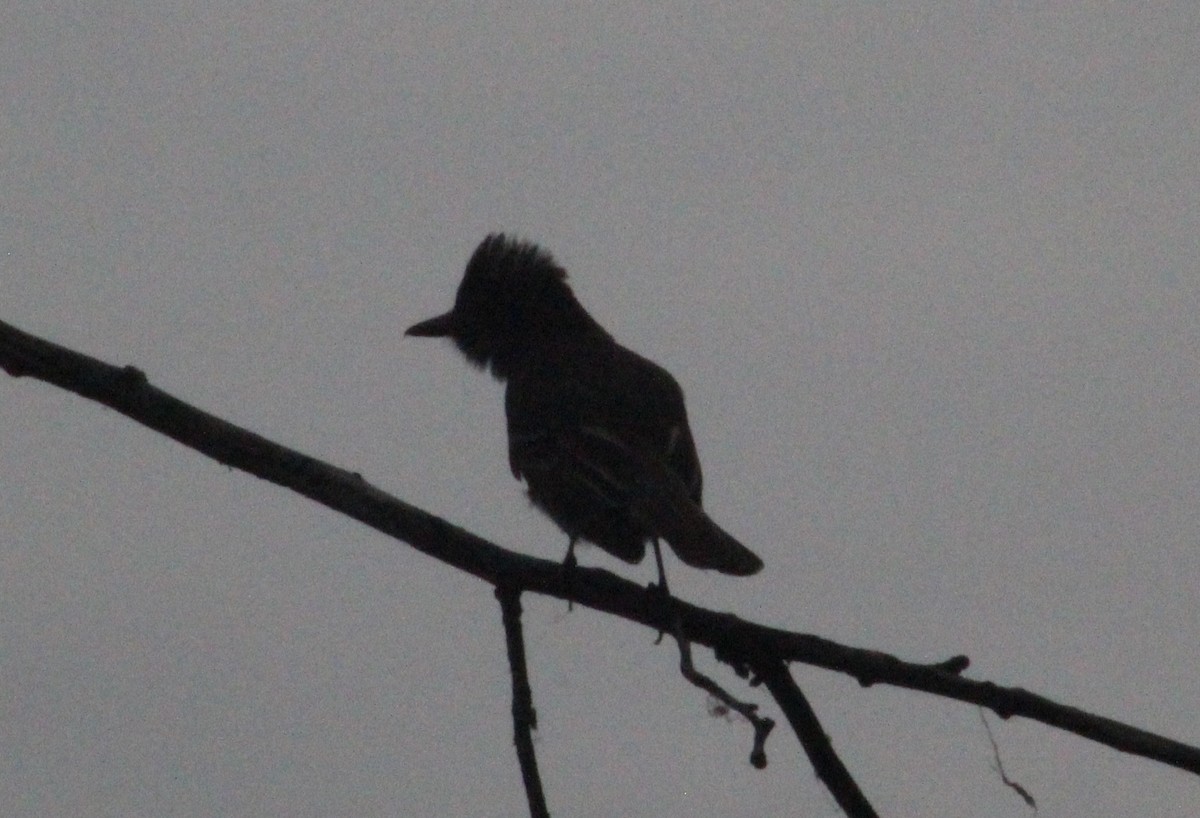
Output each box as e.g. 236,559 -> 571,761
448,234 -> 600,377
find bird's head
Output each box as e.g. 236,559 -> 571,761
406,234 -> 597,379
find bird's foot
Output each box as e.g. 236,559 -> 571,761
646,579 -> 673,644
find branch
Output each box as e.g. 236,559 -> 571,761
670,619 -> 774,768
496,586 -> 549,818
4,317 -> 1200,786
755,659 -> 877,818
979,709 -> 1037,810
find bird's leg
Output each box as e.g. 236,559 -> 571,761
563,536 -> 578,611
650,538 -> 672,644
651,538 -> 671,598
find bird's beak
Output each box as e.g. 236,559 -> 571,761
405,310 -> 457,338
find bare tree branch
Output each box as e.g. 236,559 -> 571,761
755,658 -> 878,818
496,586 -> 549,818
5,316 -> 1200,813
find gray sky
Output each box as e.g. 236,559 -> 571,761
3,3 -> 1199,816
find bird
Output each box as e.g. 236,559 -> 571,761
405,234 -> 763,593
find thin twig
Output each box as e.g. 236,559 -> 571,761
670,616 -> 774,768
979,708 -> 1037,811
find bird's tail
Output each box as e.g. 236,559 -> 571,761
652,505 -> 763,576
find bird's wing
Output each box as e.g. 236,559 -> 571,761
562,425 -> 762,575
589,345 -> 704,501
504,344 -> 762,576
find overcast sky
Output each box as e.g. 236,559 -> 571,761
3,3 -> 1199,816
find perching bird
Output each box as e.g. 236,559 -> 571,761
405,234 -> 762,592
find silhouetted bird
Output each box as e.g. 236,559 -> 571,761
405,234 -> 763,591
